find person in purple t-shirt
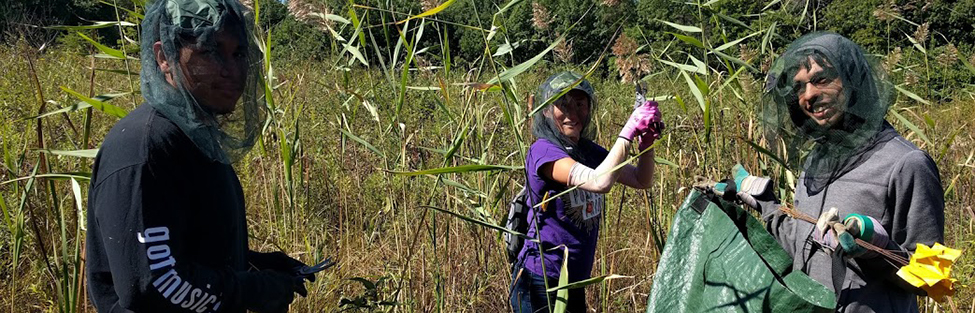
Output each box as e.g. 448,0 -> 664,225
510,72 -> 662,313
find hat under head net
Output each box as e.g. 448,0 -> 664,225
141,0 -> 265,164
762,32 -> 896,194
532,71 -> 598,163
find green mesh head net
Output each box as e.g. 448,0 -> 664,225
140,0 -> 265,164
531,71 -> 599,163
762,32 -> 895,194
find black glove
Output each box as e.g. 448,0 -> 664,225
238,270 -> 305,313
247,251 -> 316,283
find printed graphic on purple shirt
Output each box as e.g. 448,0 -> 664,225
561,189 -> 605,232
518,138 -> 609,282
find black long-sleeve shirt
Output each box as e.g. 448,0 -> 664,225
86,104 -> 251,312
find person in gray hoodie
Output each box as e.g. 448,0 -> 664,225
751,32 -> 945,312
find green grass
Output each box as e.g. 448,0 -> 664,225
0,1 -> 974,312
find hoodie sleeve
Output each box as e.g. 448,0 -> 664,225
886,150 -> 944,252
853,149 -> 945,291
760,197 -> 800,259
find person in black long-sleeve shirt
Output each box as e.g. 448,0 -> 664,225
85,1 -> 309,312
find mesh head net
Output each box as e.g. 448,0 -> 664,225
762,32 -> 896,194
531,71 -> 598,163
140,0 -> 265,164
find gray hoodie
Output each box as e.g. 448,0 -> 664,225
759,124 -> 945,312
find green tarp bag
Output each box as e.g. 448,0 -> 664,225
646,189 -> 836,312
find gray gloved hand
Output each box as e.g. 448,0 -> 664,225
730,164 -> 777,211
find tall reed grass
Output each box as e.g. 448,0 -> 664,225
0,0 -> 973,312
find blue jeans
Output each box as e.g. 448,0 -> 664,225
509,264 -> 587,313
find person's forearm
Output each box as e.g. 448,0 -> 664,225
630,148 -> 655,189
568,138 -> 630,192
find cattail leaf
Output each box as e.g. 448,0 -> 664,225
37,149 -> 99,159
392,19 -> 406,66
0,191 -> 11,234
30,102 -> 91,120
421,205 -> 528,238
344,44 -> 368,66
442,26 -> 452,73
338,128 -> 385,159
406,86 -> 441,91
30,92 -> 130,120
958,51 -> 975,75
655,157 -> 678,168
47,21 -> 136,30
437,177 -> 484,197
95,68 -> 139,76
688,54 -> 708,74
347,1 -> 367,48
77,33 -> 135,60
397,0 -> 457,24
741,137 -> 789,168
342,16 -> 369,66
547,274 -> 631,292
1,172 -> 92,186
493,40 -> 518,56
488,34 -> 566,84
761,22 -> 777,55
702,0 -> 728,6
553,247 -> 570,313
71,178 -> 86,231
944,173 -> 960,198
390,164 -> 521,176
666,32 -> 704,49
710,50 -> 759,73
937,127 -> 963,163
60,87 -> 128,118
674,94 -> 688,114
715,12 -> 751,29
680,70 -> 706,112
716,66 -> 748,95
904,32 -> 926,54
889,109 -> 932,147
762,0 -> 782,11
894,85 -> 931,105
659,59 -> 702,74
495,0 -> 525,15
712,30 -> 764,52
98,0 -> 144,19
656,19 -> 702,33
324,14 -> 351,25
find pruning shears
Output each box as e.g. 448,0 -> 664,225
635,82 -> 666,135
294,257 -> 336,281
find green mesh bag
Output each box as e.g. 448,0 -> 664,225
646,189 -> 836,312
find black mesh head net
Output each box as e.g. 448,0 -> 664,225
762,32 -> 896,194
531,71 -> 599,163
140,0 -> 265,164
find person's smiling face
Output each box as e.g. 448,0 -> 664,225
549,90 -> 591,143
793,56 -> 847,129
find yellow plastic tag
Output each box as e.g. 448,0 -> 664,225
896,243 -> 962,302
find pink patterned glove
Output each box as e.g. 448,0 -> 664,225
619,100 -> 660,141
638,104 -> 664,150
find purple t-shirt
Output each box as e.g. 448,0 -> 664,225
518,138 -> 609,282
